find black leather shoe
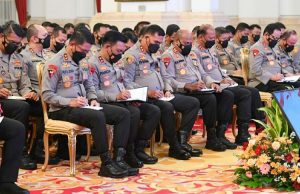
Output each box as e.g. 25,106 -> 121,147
168,148 -> 191,160
125,144 -> 143,168
219,137 -> 237,149
114,148 -> 139,176
136,151 -> 158,164
178,131 -> 202,157
0,183 -> 29,194
99,152 -> 128,178
20,155 -> 37,170
216,124 -> 237,150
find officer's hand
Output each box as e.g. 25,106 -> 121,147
220,78 -> 232,84
90,100 -> 100,107
271,73 -> 284,81
24,92 -> 39,101
184,83 -> 202,91
196,80 -> 206,89
69,97 -> 87,108
116,90 -> 131,100
0,88 -> 10,98
233,69 -> 242,76
148,90 -> 164,99
164,91 -> 172,98
211,83 -> 221,93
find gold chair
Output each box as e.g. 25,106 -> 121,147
36,62 -> 92,176
0,140 -> 3,164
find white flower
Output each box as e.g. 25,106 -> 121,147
248,139 -> 256,147
290,132 -> 296,139
272,141 -> 280,151
297,176 -> 300,183
246,158 -> 256,167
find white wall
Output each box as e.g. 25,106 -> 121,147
238,0 -> 279,18
279,0 -> 300,16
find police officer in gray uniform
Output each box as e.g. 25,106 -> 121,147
193,24 -> 252,145
123,25 -> 200,160
43,26 -> 67,61
274,30 -> 300,88
42,28 -> 128,178
249,23 -> 291,92
90,30 -> 160,168
161,29 -> 236,151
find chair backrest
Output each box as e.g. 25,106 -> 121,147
36,62 -> 49,123
240,47 -> 250,86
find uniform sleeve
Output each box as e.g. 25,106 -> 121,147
123,53 -> 142,89
197,61 -> 217,87
83,64 -> 97,101
17,55 -> 33,96
249,47 -> 273,84
160,53 -> 183,92
292,48 -> 300,73
42,63 -> 72,106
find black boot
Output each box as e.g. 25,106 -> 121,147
178,131 -> 202,157
114,148 -> 139,176
31,139 -> 60,165
99,152 -> 128,178
135,140 -> 158,164
168,137 -> 191,160
216,124 -> 237,150
205,128 -> 227,152
125,144 -> 143,168
0,183 -> 29,194
235,123 -> 250,146
20,146 -> 37,170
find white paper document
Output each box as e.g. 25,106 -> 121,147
118,87 -> 148,102
159,95 -> 175,101
200,88 -> 215,92
81,106 -> 103,111
278,75 -> 300,83
7,96 -> 26,100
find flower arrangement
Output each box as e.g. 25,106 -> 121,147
234,99 -> 300,191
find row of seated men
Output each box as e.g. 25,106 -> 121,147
1,19 -> 300,188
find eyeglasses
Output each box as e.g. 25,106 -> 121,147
4,36 -> 21,46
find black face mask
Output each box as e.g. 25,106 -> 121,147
285,44 -> 294,53
3,39 -> 18,55
220,40 -> 228,48
268,38 -> 278,48
240,35 -> 248,44
253,35 -> 260,42
39,35 -> 50,48
178,42 -> 192,56
110,53 -> 122,64
204,40 -> 215,49
54,41 -> 65,52
72,50 -> 86,65
148,43 -> 160,54
67,34 -> 72,39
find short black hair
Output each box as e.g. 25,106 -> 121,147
144,24 -> 165,37
123,31 -> 138,44
134,21 -> 150,32
197,24 -> 214,37
215,27 -> 228,37
93,23 -> 108,33
192,26 -> 200,34
275,22 -> 286,30
70,28 -> 95,45
236,22 -> 250,32
2,21 -> 26,38
263,23 -> 281,35
42,21 -> 52,27
52,26 -> 66,38
225,25 -> 236,35
51,23 -> 60,28
250,24 -> 261,30
110,25 -> 119,32
26,24 -> 38,41
102,30 -> 127,45
75,23 -> 91,31
121,27 -> 134,34
64,23 -> 74,30
166,24 -> 180,36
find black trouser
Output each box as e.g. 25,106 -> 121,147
286,81 -> 300,88
184,93 -> 218,129
49,107 -> 109,155
111,102 -> 160,143
225,86 -> 252,126
230,76 -> 245,85
255,81 -> 289,92
101,103 -> 131,148
0,118 -> 25,183
214,89 -> 235,125
149,94 -> 199,141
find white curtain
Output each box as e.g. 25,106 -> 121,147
0,0 -> 18,25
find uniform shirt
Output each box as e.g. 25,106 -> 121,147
86,44 -> 101,60
212,44 -> 241,75
89,53 -> 126,102
122,41 -> 172,91
274,44 -> 299,75
42,47 -> 97,112
248,40 -> 281,87
0,50 -> 32,96
292,46 -> 300,72
43,48 -> 57,61
227,39 -> 249,67
160,44 -> 215,92
191,44 -> 228,82
21,45 -> 47,91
